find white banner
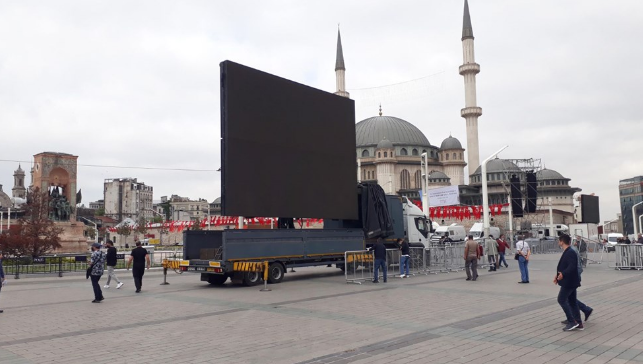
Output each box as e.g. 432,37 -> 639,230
428,186 -> 460,207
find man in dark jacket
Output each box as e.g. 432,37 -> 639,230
104,241 -> 123,289
399,238 -> 410,278
372,238 -> 387,283
555,234 -> 582,331
0,252 -> 5,313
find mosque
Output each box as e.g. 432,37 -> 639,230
334,0 -> 580,216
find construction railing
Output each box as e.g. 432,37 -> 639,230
344,250 -> 374,284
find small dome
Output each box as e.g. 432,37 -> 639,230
537,168 -> 566,180
376,138 -> 394,149
356,115 -> 431,147
440,136 -> 463,150
212,197 -> 221,204
14,164 -> 25,174
472,158 -> 521,175
428,171 -> 450,180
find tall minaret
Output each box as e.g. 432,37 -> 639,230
459,0 -> 482,175
334,29 -> 349,98
12,164 -> 26,199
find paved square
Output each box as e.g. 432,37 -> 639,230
0,252 -> 642,364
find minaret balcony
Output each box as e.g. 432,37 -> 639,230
461,107 -> 483,117
459,63 -> 480,75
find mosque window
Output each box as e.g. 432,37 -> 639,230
412,149 -> 419,156
446,154 -> 449,160
460,153 -> 463,160
401,170 -> 411,190
362,150 -> 370,157
378,152 -> 381,158
453,153 -> 456,160
415,170 -> 422,189
422,150 -> 427,155
384,152 -> 388,158
400,148 -> 408,156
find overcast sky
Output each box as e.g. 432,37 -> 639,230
1,0 -> 641,222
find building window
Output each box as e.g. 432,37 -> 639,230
362,150 -> 370,157
362,170 -> 366,180
378,152 -> 381,158
453,153 -> 456,160
415,170 -> 422,189
446,153 -> 449,160
384,152 -> 388,158
412,149 -> 419,156
400,148 -> 408,156
422,150 -> 427,155
401,170 -> 411,190
460,153 -> 463,160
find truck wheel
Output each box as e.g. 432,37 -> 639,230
268,263 -> 285,284
242,271 -> 261,286
207,274 -> 228,286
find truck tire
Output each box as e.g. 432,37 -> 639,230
242,271 -> 261,286
267,263 -> 285,284
207,274 -> 228,286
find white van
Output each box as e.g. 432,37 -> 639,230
430,224 -> 466,243
605,233 -> 624,252
469,222 -> 501,240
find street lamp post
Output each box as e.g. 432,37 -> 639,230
632,201 -> 643,235
482,146 -> 509,239
78,216 -> 98,245
421,153 -> 429,216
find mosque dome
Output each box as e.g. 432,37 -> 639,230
536,168 -> 567,180
356,115 -> 431,147
472,158 -> 521,176
376,138 -> 394,149
440,136 -> 463,150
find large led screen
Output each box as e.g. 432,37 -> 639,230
220,61 -> 358,219
580,194 -> 600,224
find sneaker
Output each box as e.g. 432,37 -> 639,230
117,282 -> 124,289
372,280 -> 379,284
584,309 -> 593,322
563,322 -> 579,331
103,285 -> 110,289
400,275 -> 406,278
91,300 -> 101,303
383,280 -> 387,283
466,278 -> 471,281
136,289 -> 142,293
577,323 -> 584,331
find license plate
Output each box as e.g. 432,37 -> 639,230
187,267 -> 207,271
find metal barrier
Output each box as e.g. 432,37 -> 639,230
386,249 -> 401,277
344,250 -> 374,284
446,243 -> 466,272
610,244 -> 643,270
425,245 -> 449,274
408,247 -> 426,276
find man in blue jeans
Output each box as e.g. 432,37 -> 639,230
399,238 -> 410,278
516,236 -> 530,283
372,238 -> 387,283
555,234 -> 583,331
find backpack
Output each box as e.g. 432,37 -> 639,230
572,247 -> 583,276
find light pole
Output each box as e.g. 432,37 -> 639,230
632,201 -> 643,235
482,146 -> 509,239
421,153 -> 429,216
78,216 -> 98,245
548,197 -> 554,238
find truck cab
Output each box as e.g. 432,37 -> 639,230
400,197 -> 431,247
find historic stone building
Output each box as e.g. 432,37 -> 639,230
12,165 -> 27,199
30,152 -> 79,206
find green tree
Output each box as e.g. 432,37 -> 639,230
152,215 -> 163,223
95,207 -> 105,216
134,216 -> 148,237
115,223 -> 132,244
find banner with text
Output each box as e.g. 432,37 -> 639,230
428,186 -> 460,207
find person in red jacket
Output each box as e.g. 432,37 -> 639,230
496,234 -> 511,269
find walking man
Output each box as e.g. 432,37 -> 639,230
464,235 -> 479,281
516,235 -> 530,283
485,236 -> 499,272
496,234 -> 510,268
127,241 -> 150,293
104,241 -> 124,289
88,243 -> 106,303
561,235 -> 593,326
555,234 -> 583,331
372,238 -> 387,283
0,252 -> 5,313
399,238 -> 410,278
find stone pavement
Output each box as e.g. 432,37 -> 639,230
0,252 -> 642,364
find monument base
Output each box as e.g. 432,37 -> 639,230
55,221 -> 89,253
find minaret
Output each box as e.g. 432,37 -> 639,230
334,29 -> 350,98
12,164 -> 26,199
459,0 -> 482,175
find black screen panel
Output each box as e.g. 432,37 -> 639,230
580,195 -> 600,224
220,61 -> 358,219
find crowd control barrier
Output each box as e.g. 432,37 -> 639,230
610,244 -> 643,270
344,250 -> 374,284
